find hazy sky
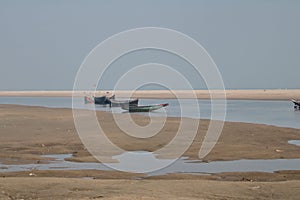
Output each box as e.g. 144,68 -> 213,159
0,0 -> 299,90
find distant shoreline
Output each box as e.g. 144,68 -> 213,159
0,89 -> 299,100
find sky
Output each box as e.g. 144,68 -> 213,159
0,0 -> 299,90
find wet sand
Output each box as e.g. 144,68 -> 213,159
0,89 -> 300,100
1,105 -> 300,199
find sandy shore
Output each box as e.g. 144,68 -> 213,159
1,105 -> 300,199
0,89 -> 300,100
1,178 -> 300,199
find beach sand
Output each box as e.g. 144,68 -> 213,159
1,178 -> 300,200
1,105 -> 300,199
0,89 -> 300,100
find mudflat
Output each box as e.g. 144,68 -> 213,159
1,104 -> 300,163
1,104 -> 300,199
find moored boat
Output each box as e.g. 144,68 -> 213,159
109,98 -> 139,107
121,103 -> 169,112
84,94 -> 115,105
94,96 -> 111,105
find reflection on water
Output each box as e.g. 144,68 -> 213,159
110,151 -> 176,173
1,152 -> 300,176
0,97 -> 299,128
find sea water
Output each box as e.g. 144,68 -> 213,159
0,97 -> 299,128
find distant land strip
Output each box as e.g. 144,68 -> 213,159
0,90 -> 300,100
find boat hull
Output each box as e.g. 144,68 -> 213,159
110,99 -> 139,107
122,103 -> 169,112
94,96 -> 111,105
84,94 -> 115,105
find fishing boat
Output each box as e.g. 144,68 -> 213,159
291,99 -> 300,110
94,96 -> 111,105
109,98 -> 139,107
121,103 -> 169,112
84,94 -> 115,105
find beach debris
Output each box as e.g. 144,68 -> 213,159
241,177 -> 253,182
275,149 -> 284,153
250,186 -> 261,190
29,172 -> 36,176
91,195 -> 104,199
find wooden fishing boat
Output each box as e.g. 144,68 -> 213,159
121,103 -> 169,112
94,96 -> 111,105
109,98 -> 139,107
84,94 -> 115,105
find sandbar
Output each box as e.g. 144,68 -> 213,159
0,89 -> 299,100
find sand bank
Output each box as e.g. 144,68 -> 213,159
0,89 -> 299,100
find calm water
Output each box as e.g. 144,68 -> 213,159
1,153 -> 300,175
0,97 -> 299,128
288,140 -> 300,146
